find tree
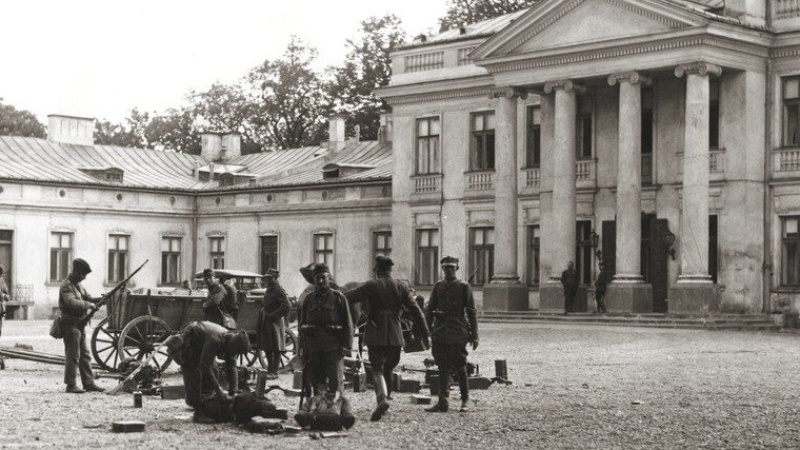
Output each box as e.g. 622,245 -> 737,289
190,82 -> 265,154
438,0 -> 538,31
327,15 -> 406,141
0,99 -> 46,138
144,108 -> 201,154
249,37 -> 329,150
94,108 -> 149,148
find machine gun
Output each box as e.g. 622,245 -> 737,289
76,259 -> 148,330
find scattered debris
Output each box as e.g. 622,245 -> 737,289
310,431 -> 348,439
112,420 -> 145,433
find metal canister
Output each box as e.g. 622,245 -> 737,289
133,390 -> 143,408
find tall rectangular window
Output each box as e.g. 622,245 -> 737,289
209,236 -> 225,270
161,236 -> 181,286
260,235 -> 278,272
416,117 -> 440,174
313,233 -> 334,268
783,216 -> 800,287
107,234 -> 129,283
783,76 -> 800,147
50,232 -> 73,281
709,79 -> 720,149
373,231 -> 392,259
469,227 -> 495,286
470,111 -> 495,171
526,106 -> 541,168
527,225 -> 540,287
416,229 -> 440,286
575,221 -> 593,285
576,96 -> 593,159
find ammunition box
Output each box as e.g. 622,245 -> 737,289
293,371 -> 304,389
349,371 -> 367,392
410,395 -> 431,404
112,420 -> 145,433
397,377 -> 421,393
160,385 -> 186,400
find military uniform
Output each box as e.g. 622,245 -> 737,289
203,282 -> 238,327
561,263 -> 579,313
59,258 -> 104,393
345,256 -> 429,421
171,321 -> 248,409
425,256 -> 478,412
257,270 -> 290,376
298,264 -> 353,396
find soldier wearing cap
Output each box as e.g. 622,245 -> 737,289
59,258 -> 106,393
345,255 -> 430,421
424,256 -> 479,413
297,263 -> 353,398
201,269 -> 238,328
256,268 -> 290,378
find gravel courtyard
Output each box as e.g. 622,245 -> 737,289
2,319 -> 800,449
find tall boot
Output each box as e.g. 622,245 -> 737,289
425,396 -> 448,412
227,367 -> 239,396
426,369 -> 449,412
370,374 -> 390,422
384,368 -> 394,400
456,366 -> 469,412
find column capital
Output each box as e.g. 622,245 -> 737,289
674,62 -> 722,78
489,87 -> 528,100
607,71 -> 652,87
543,79 -> 586,94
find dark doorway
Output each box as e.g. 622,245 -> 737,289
601,216 -> 669,313
0,230 -> 12,289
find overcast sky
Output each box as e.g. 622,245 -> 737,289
0,0 -> 448,122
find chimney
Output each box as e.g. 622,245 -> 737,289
47,114 -> 95,145
379,110 -> 393,143
201,132 -> 222,160
220,133 -> 241,160
328,115 -> 346,152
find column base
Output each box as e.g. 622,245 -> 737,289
605,283 -> 653,313
539,284 -> 588,313
483,282 -> 529,311
668,283 -> 719,314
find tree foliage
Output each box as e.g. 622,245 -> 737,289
189,82 -> 264,154
327,15 -> 406,141
438,0 -> 538,31
0,99 -> 46,139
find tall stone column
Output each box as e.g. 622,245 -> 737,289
539,80 -> 582,312
605,71 -> 653,313
484,87 -> 529,311
671,62 -> 721,313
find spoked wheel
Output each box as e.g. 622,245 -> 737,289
90,317 -> 122,372
238,344 -> 263,368
279,328 -> 298,371
118,315 -> 174,372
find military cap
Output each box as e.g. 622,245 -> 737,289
312,263 -> 331,277
374,255 -> 394,269
72,258 -> 92,274
262,268 -> 280,278
202,268 -> 215,278
440,256 -> 459,267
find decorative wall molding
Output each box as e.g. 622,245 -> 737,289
543,79 -> 586,94
602,0 -> 689,29
388,88 -> 496,106
607,71 -> 652,86
502,0 -> 584,56
489,86 -> 529,100
674,61 -> 722,78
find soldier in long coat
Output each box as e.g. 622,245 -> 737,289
256,268 -> 290,378
561,261 -> 579,314
424,256 -> 478,413
345,256 -> 430,421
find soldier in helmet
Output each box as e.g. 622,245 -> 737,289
424,256 -> 479,413
297,263 -> 353,398
345,255 -> 430,421
59,258 -> 106,393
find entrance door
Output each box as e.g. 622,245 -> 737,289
601,218 -> 669,312
0,230 -> 12,289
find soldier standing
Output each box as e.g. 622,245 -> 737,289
561,261 -> 579,314
594,262 -> 609,313
201,269 -> 237,328
345,256 -> 430,422
59,258 -> 105,393
257,268 -> 290,378
424,256 -> 478,413
165,321 -> 250,420
297,263 -> 353,398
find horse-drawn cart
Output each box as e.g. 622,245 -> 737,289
90,287 -> 297,373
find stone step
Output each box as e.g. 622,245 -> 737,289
477,311 -> 781,330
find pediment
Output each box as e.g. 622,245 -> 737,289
472,0 -> 708,60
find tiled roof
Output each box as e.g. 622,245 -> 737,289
0,136 -> 388,192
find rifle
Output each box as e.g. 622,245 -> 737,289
76,259 -> 149,330
467,262 -> 480,285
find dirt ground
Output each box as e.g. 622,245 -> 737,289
2,319 -> 800,449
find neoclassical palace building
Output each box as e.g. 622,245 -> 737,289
4,0 -> 800,320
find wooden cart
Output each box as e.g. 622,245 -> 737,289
90,288 -> 297,373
